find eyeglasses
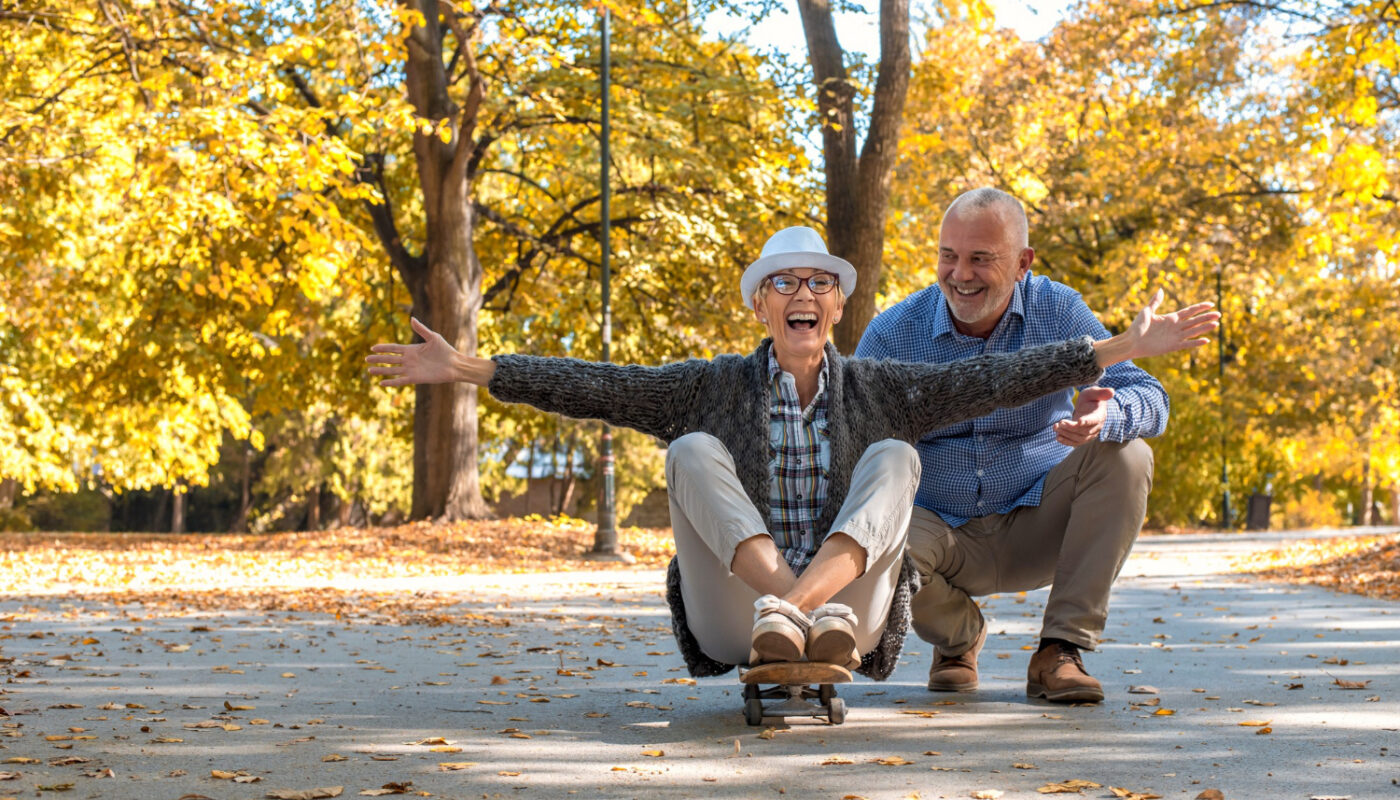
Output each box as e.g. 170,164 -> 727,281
766,272 -> 840,295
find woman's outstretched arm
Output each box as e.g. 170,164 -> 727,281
367,317 -> 705,441
367,317 -> 496,387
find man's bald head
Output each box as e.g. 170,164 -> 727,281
943,187 -> 1029,249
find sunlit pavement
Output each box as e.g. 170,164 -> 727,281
2,528 -> 1397,800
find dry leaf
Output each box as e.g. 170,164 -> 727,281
873,756 -> 914,766
264,788 -> 343,800
821,757 -> 855,765
1333,678 -> 1371,690
1255,727 -> 1273,735
971,791 -> 1004,799
1237,720 -> 1271,727
438,762 -> 476,771
641,750 -> 664,758
322,755 -> 347,763
1127,686 -> 1159,694
1194,791 -> 1225,800
1037,785 -> 1081,795
358,783 -> 411,796
1013,763 -> 1038,769
1151,708 -> 1175,716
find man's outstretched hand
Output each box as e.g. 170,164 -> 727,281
1053,385 -> 1115,447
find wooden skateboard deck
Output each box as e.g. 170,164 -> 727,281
739,662 -> 852,725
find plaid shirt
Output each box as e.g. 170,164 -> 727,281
767,349 -> 831,575
855,273 -> 1169,526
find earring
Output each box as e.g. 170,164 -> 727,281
759,317 -> 767,323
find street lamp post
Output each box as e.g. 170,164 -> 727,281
588,7 -> 630,562
1216,260 -> 1231,530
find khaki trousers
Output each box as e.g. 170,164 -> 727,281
907,438 -> 1153,654
665,432 -> 919,665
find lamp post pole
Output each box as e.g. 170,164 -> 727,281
589,6 -> 628,561
1217,263 -> 1231,530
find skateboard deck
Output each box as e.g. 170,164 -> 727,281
739,662 -> 852,725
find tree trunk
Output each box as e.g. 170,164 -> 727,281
0,478 -> 16,509
1390,483 -> 1399,525
171,486 -> 185,534
231,444 -> 252,533
797,0 -> 910,354
388,0 -> 489,520
306,483 -> 322,531
1359,444 -> 1373,526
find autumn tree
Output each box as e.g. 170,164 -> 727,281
793,0 -> 910,353
0,0 -> 816,529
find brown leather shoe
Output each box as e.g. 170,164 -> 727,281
1026,641 -> 1104,703
927,624 -> 986,692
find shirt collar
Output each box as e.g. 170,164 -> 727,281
767,348 -> 829,399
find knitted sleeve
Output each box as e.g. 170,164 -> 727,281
487,354 -> 705,442
863,336 -> 1104,440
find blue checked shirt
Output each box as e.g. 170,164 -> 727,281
767,349 -> 830,575
855,273 -> 1168,526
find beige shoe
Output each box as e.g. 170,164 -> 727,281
749,595 -> 810,665
806,603 -> 860,669
1026,641 -> 1104,703
927,624 -> 986,692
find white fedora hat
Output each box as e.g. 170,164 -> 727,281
741,226 -> 856,306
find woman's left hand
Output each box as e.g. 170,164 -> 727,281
1122,290 -> 1220,361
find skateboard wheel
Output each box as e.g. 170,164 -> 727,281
828,697 -> 846,725
818,684 -> 835,703
743,683 -> 759,701
744,698 -> 765,726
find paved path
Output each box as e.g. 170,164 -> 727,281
2,528 -> 1397,800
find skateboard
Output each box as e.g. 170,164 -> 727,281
739,662 -> 852,726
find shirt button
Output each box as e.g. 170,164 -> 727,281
976,469 -> 985,477
797,494 -> 804,499
977,500 -> 985,507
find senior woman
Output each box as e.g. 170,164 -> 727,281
367,226 -> 1218,678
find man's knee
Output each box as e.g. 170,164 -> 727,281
1100,438 -> 1153,487
665,432 -> 726,483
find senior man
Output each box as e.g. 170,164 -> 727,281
854,187 -> 1168,703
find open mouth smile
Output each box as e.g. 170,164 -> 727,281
786,312 -> 819,331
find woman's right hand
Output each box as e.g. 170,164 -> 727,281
367,317 -> 495,387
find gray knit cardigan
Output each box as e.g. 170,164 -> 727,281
489,336 -> 1103,678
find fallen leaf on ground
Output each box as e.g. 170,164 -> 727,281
1237,720 -> 1271,727
265,788 -> 343,799
438,763 -> 475,771
359,783 -> 412,796
1194,791 -> 1225,800
873,756 -> 914,766
1109,789 -> 1162,800
970,791 -> 1003,799
821,757 -> 855,765
1038,779 -> 1103,793
1333,678 -> 1371,690
641,750 -> 663,758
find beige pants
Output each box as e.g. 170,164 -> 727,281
665,432 -> 919,665
907,438 -> 1153,654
